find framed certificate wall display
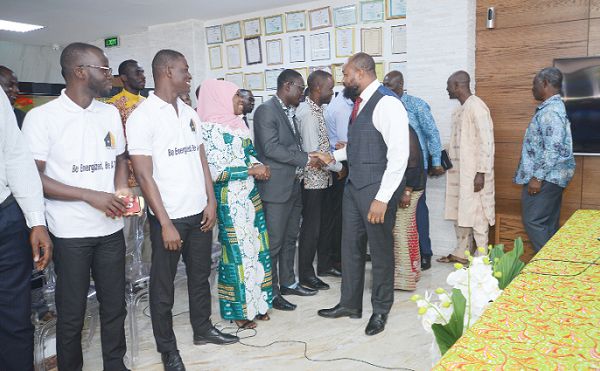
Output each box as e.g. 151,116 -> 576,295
310,32 -> 330,61
244,36 -> 262,65
244,72 -> 265,91
243,18 -> 262,37
205,25 -> 223,44
361,27 -> 383,56
223,21 -> 242,41
360,0 -> 385,23
286,10 -> 306,32
264,15 -> 284,35
375,62 -> 385,81
386,0 -> 407,19
335,28 -> 355,58
208,45 -> 223,70
309,7 -> 332,30
225,72 -> 244,87
331,63 -> 344,85
391,25 -> 407,54
289,35 -> 306,63
226,44 -> 242,69
265,68 -> 284,90
293,67 -> 308,84
265,39 -> 283,65
333,5 -> 357,27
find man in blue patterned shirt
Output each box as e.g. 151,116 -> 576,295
514,67 -> 575,252
383,71 -> 444,270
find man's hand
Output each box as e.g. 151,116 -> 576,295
308,152 -> 330,168
399,190 -> 412,209
162,222 -> 182,251
248,164 -> 270,180
428,166 -> 445,176
30,226 -> 53,271
201,200 -> 217,232
337,165 -> 348,180
367,200 -> 388,224
473,173 -> 485,193
528,178 -> 543,196
335,141 -> 347,150
84,190 -> 127,217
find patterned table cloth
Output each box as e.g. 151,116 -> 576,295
434,209 -> 600,370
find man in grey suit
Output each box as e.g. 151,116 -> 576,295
253,69 -> 323,311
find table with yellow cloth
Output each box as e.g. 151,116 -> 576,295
434,209 -> 600,370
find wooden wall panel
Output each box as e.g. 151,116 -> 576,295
582,157 -> 600,206
592,0 -> 600,18
476,0 -> 589,30
589,18 -> 600,55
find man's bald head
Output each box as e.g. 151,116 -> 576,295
448,70 -> 470,86
347,52 -> 376,77
383,70 -> 404,97
152,49 -> 185,79
446,70 -> 472,101
60,42 -> 104,81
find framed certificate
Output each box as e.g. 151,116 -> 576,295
208,45 -> 223,69
309,7 -> 332,30
244,72 -> 265,91
375,62 -> 385,81
223,21 -> 242,41
333,5 -> 357,27
310,32 -> 330,61
225,72 -> 244,88
386,0 -> 407,19
361,27 -> 383,56
264,14 -> 284,35
244,36 -> 262,65
335,28 -> 355,58
286,10 -> 306,32
331,63 -> 344,85
289,35 -> 306,63
265,39 -> 283,65
243,18 -> 262,37
265,69 -> 284,90
389,61 -> 407,81
309,65 -> 332,74
226,44 -> 242,69
391,25 -> 407,54
293,67 -> 308,84
360,0 -> 385,23
205,25 -> 223,45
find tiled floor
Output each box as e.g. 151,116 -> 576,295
75,259 -> 454,371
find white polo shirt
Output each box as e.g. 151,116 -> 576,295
126,92 -> 207,220
22,90 -> 126,238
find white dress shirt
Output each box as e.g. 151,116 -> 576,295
333,79 -> 409,203
0,89 -> 46,228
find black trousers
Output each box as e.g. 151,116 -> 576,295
53,230 -> 127,371
317,172 -> 345,272
0,200 -> 33,371
521,181 -> 564,252
340,181 -> 399,314
298,186 -> 328,282
148,212 -> 212,353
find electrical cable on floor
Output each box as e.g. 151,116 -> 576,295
521,254 -> 600,277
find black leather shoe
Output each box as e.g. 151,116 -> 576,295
317,267 -> 342,278
300,277 -> 330,290
318,304 -> 362,319
193,326 -> 239,345
161,350 -> 186,371
280,285 -> 317,296
272,295 -> 296,311
421,255 -> 432,271
365,313 -> 388,336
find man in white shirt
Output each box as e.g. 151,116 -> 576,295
127,49 -> 236,371
315,53 -> 409,336
0,89 -> 52,371
22,43 -> 130,371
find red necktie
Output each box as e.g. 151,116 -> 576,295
350,97 -> 363,124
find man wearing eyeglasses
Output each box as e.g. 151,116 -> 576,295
22,42 -> 130,371
253,69 -> 324,312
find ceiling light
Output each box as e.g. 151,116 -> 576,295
0,20 -> 44,32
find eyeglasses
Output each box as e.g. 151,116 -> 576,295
78,65 -> 113,76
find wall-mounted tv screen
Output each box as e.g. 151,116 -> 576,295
554,56 -> 600,156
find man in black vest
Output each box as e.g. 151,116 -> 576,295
314,53 -> 409,336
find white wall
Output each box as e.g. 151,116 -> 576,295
0,41 -> 63,83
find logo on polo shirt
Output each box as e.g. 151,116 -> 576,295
190,119 -> 196,133
104,132 -> 116,149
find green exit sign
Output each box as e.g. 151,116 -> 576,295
104,37 -> 119,48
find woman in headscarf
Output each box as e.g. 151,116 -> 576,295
197,79 -> 272,329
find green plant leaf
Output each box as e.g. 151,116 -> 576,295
431,289 -> 466,355
493,237 -> 525,289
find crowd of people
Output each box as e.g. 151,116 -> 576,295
0,41 -> 575,371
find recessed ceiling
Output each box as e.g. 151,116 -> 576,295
0,0 -> 305,46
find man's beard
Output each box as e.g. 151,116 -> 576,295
343,86 -> 360,101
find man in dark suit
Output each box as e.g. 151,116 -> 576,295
253,69 -> 322,311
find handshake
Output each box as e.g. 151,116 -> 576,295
248,164 -> 271,180
308,141 -> 346,169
